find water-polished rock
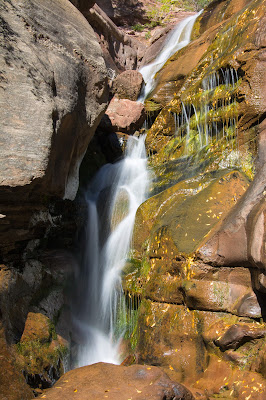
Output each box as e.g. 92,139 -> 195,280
215,323 -> 266,351
40,362 -> 195,400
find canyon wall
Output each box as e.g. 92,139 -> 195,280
123,0 -> 266,398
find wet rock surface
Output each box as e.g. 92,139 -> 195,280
215,323 -> 266,351
41,363 -> 195,400
122,1 -> 266,399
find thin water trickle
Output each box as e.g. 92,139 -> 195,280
138,11 -> 202,102
72,135 -> 149,367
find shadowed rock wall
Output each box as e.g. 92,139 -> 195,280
0,0 -> 109,397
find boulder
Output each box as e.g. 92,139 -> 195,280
112,70 -> 144,100
41,362 -> 195,400
215,323 -> 266,351
20,312 -> 50,344
105,97 -> 146,134
16,312 -> 69,390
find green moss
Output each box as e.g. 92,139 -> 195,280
49,320 -> 57,340
16,340 -> 44,357
131,23 -> 145,32
213,282 -> 230,309
15,337 -> 68,382
140,259 -> 151,277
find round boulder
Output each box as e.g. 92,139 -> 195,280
41,362 -> 195,400
105,97 -> 146,134
112,70 -> 144,101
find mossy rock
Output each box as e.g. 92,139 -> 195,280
133,169 -> 249,255
15,312 -> 69,389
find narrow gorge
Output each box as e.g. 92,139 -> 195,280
0,1 -> 265,400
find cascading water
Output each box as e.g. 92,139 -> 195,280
72,135 -> 149,367
138,11 -> 202,101
171,66 -> 240,154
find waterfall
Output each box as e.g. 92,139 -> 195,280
139,11 -> 202,101
170,66 -> 240,155
73,135 -> 149,367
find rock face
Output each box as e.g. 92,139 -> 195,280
71,0 -> 147,26
85,4 -> 146,73
122,0 -> 266,399
0,0 -> 109,262
42,363 -> 195,400
95,0 -> 147,26
0,320 -> 33,400
0,250 -> 74,394
0,0 -> 108,201
0,0 -> 109,393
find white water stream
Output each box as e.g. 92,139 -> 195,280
74,135 -> 149,366
72,11 -> 201,368
139,11 -> 202,101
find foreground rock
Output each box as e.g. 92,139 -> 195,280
41,363 -> 194,400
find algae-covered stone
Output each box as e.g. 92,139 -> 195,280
134,169 -> 249,255
20,312 -> 50,344
15,312 -> 68,390
135,299 -> 238,383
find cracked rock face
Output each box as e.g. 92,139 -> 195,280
0,0 -> 108,200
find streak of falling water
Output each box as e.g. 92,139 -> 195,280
138,11 -> 202,102
72,135 -> 149,367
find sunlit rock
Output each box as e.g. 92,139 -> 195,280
105,97 -> 146,134
41,362 -> 195,400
